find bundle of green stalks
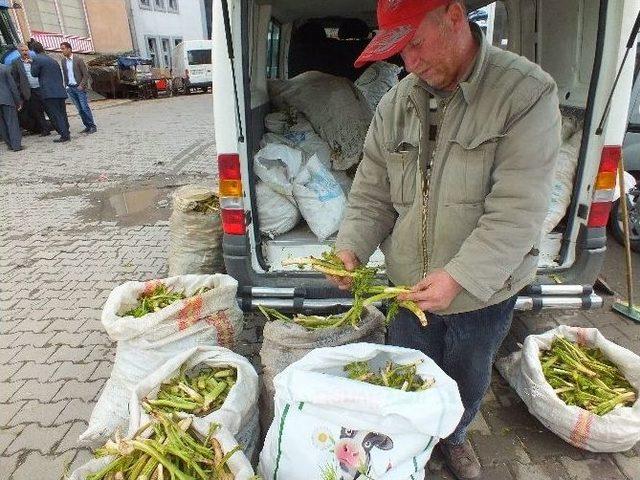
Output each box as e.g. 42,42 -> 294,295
144,365 -> 237,416
281,250 -> 427,326
88,413 -> 238,480
344,360 -> 435,392
541,335 -> 637,416
123,284 -> 211,318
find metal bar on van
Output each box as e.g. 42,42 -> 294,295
246,287 -> 297,298
525,285 -> 593,296
242,294 -> 602,312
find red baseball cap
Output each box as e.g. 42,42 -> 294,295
354,0 -> 451,68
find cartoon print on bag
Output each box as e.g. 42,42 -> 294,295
334,428 -> 394,480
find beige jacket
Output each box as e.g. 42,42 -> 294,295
336,33 -> 561,315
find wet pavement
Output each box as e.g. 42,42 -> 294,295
1,93 -> 640,479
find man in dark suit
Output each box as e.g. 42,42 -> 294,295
11,43 -> 50,135
0,63 -> 23,151
60,42 -> 96,134
30,42 -> 70,143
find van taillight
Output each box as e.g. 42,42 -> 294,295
218,153 -> 245,235
587,145 -> 621,228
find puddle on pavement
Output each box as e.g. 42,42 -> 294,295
80,186 -> 173,226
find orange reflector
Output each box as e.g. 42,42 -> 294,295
219,179 -> 242,197
595,171 -> 616,190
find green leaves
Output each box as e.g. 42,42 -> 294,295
344,360 -> 435,392
122,284 -> 211,318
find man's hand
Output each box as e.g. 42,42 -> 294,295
326,250 -> 361,291
398,269 -> 463,312
78,85 -> 85,91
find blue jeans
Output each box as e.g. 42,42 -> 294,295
67,85 -> 96,129
388,295 -> 517,445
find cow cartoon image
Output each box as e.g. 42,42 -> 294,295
334,427 -> 394,480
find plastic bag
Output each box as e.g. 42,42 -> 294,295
259,306 -> 385,431
292,154 -> 346,240
256,182 -> 301,238
128,346 -> 260,460
258,343 -> 464,480
495,325 -> 640,452
254,143 -> 304,196
268,71 -> 373,170
264,111 -> 334,168
354,61 -> 402,112
79,274 -> 243,447
168,185 -> 224,276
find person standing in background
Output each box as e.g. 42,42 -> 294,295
11,43 -> 50,136
30,42 -> 71,143
0,63 -> 23,151
60,42 -> 96,134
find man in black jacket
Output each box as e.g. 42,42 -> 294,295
30,42 -> 70,142
11,43 -> 50,135
0,63 -> 23,151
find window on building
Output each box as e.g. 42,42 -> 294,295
469,2 -> 509,50
173,37 -> 183,47
161,37 -> 171,68
187,49 -> 212,65
139,0 -> 151,8
266,18 -> 281,79
147,36 -> 159,67
154,0 -> 165,11
168,0 -> 179,13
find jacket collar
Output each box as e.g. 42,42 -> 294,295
410,23 -> 489,106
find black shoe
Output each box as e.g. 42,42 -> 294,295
87,126 -> 97,134
40,131 -> 51,137
53,137 -> 70,143
80,127 -> 90,134
11,146 -> 24,151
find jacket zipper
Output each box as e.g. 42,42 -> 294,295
408,95 -> 428,276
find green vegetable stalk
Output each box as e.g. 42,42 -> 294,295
144,364 -> 237,417
344,360 -> 435,392
122,283 -> 211,318
281,250 -> 427,327
540,335 -> 636,416
88,413 -> 244,480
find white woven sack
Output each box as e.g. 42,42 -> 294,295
495,325 -> 640,452
254,143 -> 304,196
69,423 -> 255,480
264,111 -> 334,168
256,181 -> 301,238
79,274 -> 243,447
128,346 -> 259,455
292,154 -> 346,240
268,71 -> 373,170
258,343 -> 464,480
354,61 -> 402,112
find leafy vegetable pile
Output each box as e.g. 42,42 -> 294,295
541,336 -> 636,416
123,284 -> 211,318
191,195 -> 220,214
144,365 -> 237,417
280,250 -> 427,327
88,413 -> 238,480
344,360 -> 435,392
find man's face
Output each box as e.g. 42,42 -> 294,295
400,5 -> 461,90
18,46 -> 29,60
61,45 -> 71,57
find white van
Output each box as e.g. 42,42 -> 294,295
171,39 -> 213,94
213,0 -> 639,313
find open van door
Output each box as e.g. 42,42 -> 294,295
213,0 -> 639,314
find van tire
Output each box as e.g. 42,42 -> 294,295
608,197 -> 640,253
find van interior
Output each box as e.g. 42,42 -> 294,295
243,0 -> 601,279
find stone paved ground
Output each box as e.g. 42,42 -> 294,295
1,94 -> 640,479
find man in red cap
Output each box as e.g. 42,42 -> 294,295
332,1 -> 561,478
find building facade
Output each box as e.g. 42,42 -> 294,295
12,0 -> 133,54
129,0 -> 210,69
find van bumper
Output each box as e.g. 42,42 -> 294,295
224,234 -> 604,313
